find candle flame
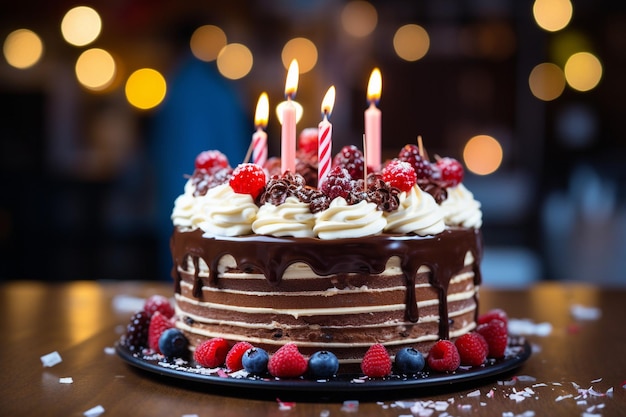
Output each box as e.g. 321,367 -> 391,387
367,67 -> 382,103
321,85 -> 335,117
275,100 -> 304,125
285,59 -> 299,98
254,92 -> 269,128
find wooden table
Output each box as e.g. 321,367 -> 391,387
1,280 -> 624,416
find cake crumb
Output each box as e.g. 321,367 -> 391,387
83,405 -> 105,417
59,377 -> 73,384
41,351 -> 62,367
341,400 -> 359,412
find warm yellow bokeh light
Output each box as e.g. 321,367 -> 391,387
190,25 -> 227,62
3,29 -> 44,69
281,38 -> 318,74
564,52 -> 602,92
216,43 -> 253,80
533,0 -> 573,32
125,68 -> 167,110
75,48 -> 116,91
393,24 -> 430,62
341,1 -> 378,38
463,135 -> 503,175
529,63 -> 566,101
61,6 -> 102,47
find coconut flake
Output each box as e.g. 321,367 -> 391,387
570,304 -> 601,321
41,351 -> 63,367
59,377 -> 73,384
555,394 -> 573,402
341,400 -> 359,412
83,405 -> 105,417
112,295 -> 145,313
508,319 -> 552,336
103,347 -> 116,355
467,390 -> 481,397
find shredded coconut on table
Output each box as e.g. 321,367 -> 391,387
59,377 -> 73,384
83,405 -> 105,417
40,351 -> 62,367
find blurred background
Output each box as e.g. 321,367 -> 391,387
1,0 -> 624,286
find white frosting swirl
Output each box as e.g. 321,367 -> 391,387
252,196 -> 316,237
193,183 -> 258,236
171,179 -> 199,229
440,183 -> 483,228
313,198 -> 386,239
384,185 -> 446,236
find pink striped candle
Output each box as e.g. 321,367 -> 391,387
280,60 -> 299,174
364,68 -> 382,172
318,86 -> 335,187
252,92 -> 269,167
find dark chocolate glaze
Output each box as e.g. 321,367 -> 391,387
170,227 -> 482,339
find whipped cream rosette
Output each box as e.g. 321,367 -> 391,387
252,196 -> 316,237
313,197 -> 386,239
193,183 -> 258,236
440,183 -> 483,228
384,184 -> 445,236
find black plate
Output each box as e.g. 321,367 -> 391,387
116,337 -> 531,396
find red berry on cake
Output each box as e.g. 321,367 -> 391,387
195,150 -> 229,172
454,332 -> 488,366
332,145 -> 365,180
298,127 -> 319,153
398,144 -> 433,181
361,343 -> 392,378
382,160 -> 417,192
427,340 -> 461,372
225,341 -> 254,372
478,308 -> 508,326
436,157 -> 464,188
321,166 -> 353,200
143,294 -> 174,319
229,163 -> 267,199
194,337 -> 230,368
476,318 -> 508,359
148,311 -> 174,353
267,343 -> 308,378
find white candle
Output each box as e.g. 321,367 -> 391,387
252,92 -> 269,167
364,68 -> 382,172
318,86 -> 335,187
281,59 -> 299,174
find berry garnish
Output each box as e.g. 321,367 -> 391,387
225,341 -> 254,372
476,318 -> 508,359
454,332 -> 488,366
427,340 -> 461,372
436,157 -> 464,188
268,343 -> 308,378
158,328 -> 189,357
321,166 -> 353,200
478,308 -> 509,326
398,144 -> 433,181
381,160 -> 417,192
194,337 -> 230,368
308,351 -> 340,379
241,347 -> 269,375
298,127 -> 319,153
332,145 -> 365,180
195,150 -> 229,172
143,294 -> 174,319
124,311 -> 150,352
394,347 -> 425,374
229,163 -> 267,199
148,311 -> 174,353
361,343 -> 392,378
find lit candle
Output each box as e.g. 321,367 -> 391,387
364,68 -> 382,172
252,92 -> 269,167
318,86 -> 335,187
280,59 -> 299,174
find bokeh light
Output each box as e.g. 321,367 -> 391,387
564,52 -> 602,92
549,31 -> 592,67
216,43 -> 253,80
190,25 -> 227,62
393,24 -> 429,62
3,29 -> 44,69
281,38 -> 318,73
341,1 -> 378,38
528,63 -> 566,101
533,0 -> 573,32
61,6 -> 102,47
463,135 -> 503,175
75,48 -> 116,91
125,68 -> 167,110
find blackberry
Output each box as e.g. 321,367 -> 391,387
124,311 -> 150,351
332,145 -> 365,180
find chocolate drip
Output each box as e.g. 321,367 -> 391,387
170,227 -> 483,339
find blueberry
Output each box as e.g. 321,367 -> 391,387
158,328 -> 188,357
241,347 -> 269,374
308,351 -> 339,379
395,347 -> 425,374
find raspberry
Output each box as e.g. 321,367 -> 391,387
321,166 -> 353,200
195,150 -> 229,172
382,160 -> 417,192
476,319 -> 508,359
478,308 -> 509,326
124,311 -> 150,352
436,157 -> 464,187
398,144 -> 433,181
361,343 -> 392,378
427,340 -> 461,372
143,295 -> 175,319
454,333 -> 488,366
194,337 -> 230,368
267,343 -> 308,378
148,311 -> 174,353
298,127 -> 318,153
332,145 -> 365,180
229,163 -> 267,199
225,341 -> 254,371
